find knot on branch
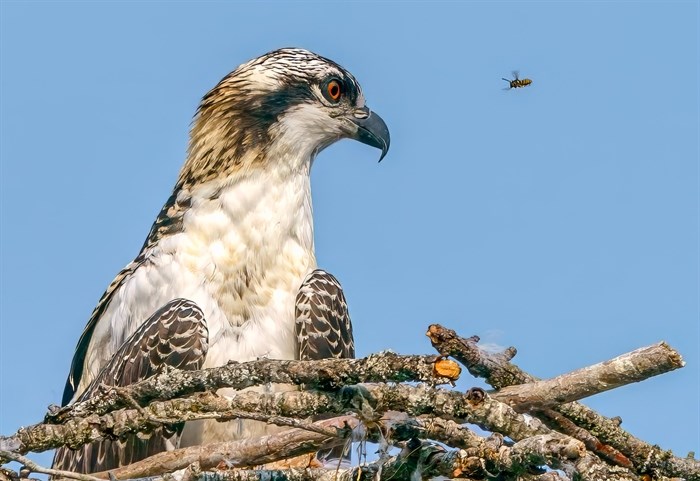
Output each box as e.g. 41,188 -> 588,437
466,387 -> 487,404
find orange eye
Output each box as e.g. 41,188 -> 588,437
326,80 -> 342,102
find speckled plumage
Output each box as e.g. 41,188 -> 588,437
53,48 -> 389,474
53,299 -> 208,472
296,269 -> 355,360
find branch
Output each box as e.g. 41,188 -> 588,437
96,440 -> 579,481
90,412 -> 587,481
368,386 -> 636,481
549,403 -> 699,480
427,323 -> 698,480
90,415 -> 355,479
10,433 -> 565,481
395,417 -> 582,478
45,353 -> 460,424
4,383 -> 636,481
427,324 -> 523,388
493,342 -> 684,410
535,407 -> 634,469
426,324 -> 684,403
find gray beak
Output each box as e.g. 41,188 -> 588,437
350,107 -> 390,162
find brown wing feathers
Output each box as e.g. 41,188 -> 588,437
52,299 -> 208,474
55,269 -> 353,473
295,269 -> 354,361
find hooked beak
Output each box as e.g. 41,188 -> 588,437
349,107 -> 390,162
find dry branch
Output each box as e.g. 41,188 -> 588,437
386,417 -> 587,479
537,407 -> 634,469
91,437 -> 584,481
493,342 -> 684,410
94,413 -> 592,481
90,415 -> 355,479
7,440 -> 567,481
45,353 -> 459,425
426,323 -> 698,480
550,403 -> 699,480
3,383 -> 636,481
426,324 -> 684,399
394,426 -> 583,479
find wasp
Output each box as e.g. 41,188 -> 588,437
502,71 -> 532,89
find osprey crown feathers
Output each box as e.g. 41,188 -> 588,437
53,48 -> 389,473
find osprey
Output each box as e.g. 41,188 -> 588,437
52,48 -> 390,473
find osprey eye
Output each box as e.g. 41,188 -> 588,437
324,79 -> 343,103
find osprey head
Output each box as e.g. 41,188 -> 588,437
183,48 -> 390,186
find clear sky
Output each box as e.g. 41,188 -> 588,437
1,0 -> 698,471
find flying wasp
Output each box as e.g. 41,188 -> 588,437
502,71 -> 532,90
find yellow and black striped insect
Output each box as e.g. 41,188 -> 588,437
502,71 -> 532,90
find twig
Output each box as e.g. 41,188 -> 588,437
536,407 -> 633,469
0,451 -> 102,481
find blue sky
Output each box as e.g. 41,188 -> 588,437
1,0 -> 698,471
